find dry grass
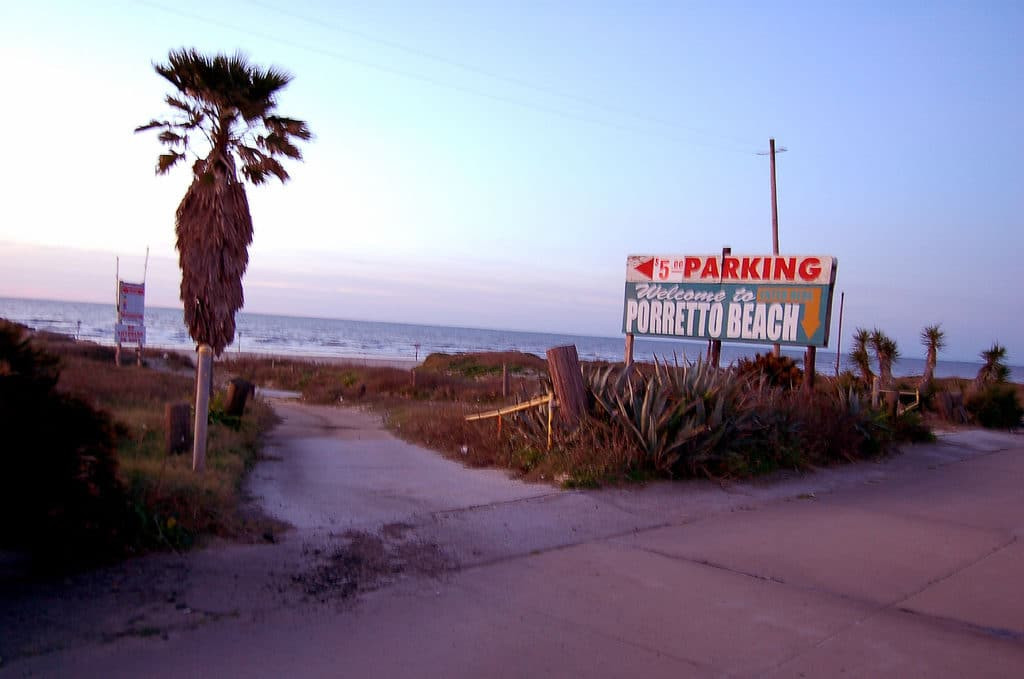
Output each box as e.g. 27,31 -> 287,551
226,351 -> 548,406
29,332 -> 280,552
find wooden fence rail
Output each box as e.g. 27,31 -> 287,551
465,393 -> 556,450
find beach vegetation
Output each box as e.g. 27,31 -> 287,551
736,352 -> 803,389
966,343 -> 1020,429
227,350 -> 921,487
136,48 -> 311,356
976,342 -> 1011,387
0,321 -> 130,566
918,324 -> 945,395
0,322 -> 278,568
420,351 -> 548,378
965,383 -> 1023,429
850,328 -> 874,386
870,329 -> 899,388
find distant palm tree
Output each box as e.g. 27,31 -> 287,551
977,343 -> 1010,386
136,48 -> 311,354
870,329 -> 899,388
850,327 -> 874,385
919,324 -> 945,393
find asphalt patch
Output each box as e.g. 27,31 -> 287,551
293,530 -> 450,602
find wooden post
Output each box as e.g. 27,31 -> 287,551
624,333 -> 635,367
710,340 -> 722,368
546,398 -> 554,450
546,345 -> 587,428
804,346 -> 816,392
411,368 -> 417,389
225,377 -> 253,417
115,342 -> 122,367
193,345 -> 213,472
502,363 -> 510,398
165,402 -> 191,454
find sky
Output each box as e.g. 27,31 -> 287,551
0,0 -> 1021,362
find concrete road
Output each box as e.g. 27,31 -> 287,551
2,402 -> 1022,677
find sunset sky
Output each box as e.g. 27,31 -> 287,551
1,1 -> 1021,361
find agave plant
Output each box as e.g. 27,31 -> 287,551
586,357 -> 758,474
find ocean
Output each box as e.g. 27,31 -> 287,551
1,296 -> 1013,380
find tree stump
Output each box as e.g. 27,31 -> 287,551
225,378 -> 253,417
165,402 -> 191,455
546,345 -> 587,428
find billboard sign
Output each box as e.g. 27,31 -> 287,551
118,281 -> 145,322
623,254 -> 838,347
116,280 -> 145,346
115,323 -> 146,345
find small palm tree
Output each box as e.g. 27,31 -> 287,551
136,48 -> 311,355
919,324 -> 945,393
870,329 -> 899,388
850,327 -> 874,385
977,343 -> 1010,386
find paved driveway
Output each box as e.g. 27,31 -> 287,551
3,403 -> 1021,677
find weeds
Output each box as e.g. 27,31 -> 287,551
1,320 -> 277,567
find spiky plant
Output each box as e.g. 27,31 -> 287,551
136,48 -> 311,354
919,324 -> 945,393
736,352 -> 803,389
977,343 -> 1010,386
870,329 -> 899,388
850,328 -> 874,386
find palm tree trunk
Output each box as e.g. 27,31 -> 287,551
192,344 -> 214,472
921,347 -> 936,392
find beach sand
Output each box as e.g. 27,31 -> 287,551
210,350 -> 420,371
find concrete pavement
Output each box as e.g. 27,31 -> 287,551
2,403 -> 1021,677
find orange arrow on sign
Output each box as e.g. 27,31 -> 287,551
801,288 -> 823,339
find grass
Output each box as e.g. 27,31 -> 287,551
223,351 -> 943,488
28,331 -> 281,555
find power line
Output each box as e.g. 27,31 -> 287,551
137,1 -> 759,154
245,0 -> 759,151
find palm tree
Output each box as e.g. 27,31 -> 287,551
136,48 -> 311,355
977,343 -> 1010,386
870,329 -> 899,388
850,327 -> 874,385
137,49 -> 310,470
919,324 -> 945,393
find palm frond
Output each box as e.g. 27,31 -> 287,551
135,119 -> 168,133
157,152 -> 185,174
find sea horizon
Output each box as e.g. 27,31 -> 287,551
2,295 -> 1019,381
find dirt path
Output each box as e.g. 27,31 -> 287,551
3,401 -> 1022,677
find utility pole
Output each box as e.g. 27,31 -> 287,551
760,138 -> 787,357
770,138 -> 780,256
834,291 -> 845,376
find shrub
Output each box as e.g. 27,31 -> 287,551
0,321 -> 135,564
581,358 -> 893,480
966,384 -> 1023,429
736,352 -> 804,389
